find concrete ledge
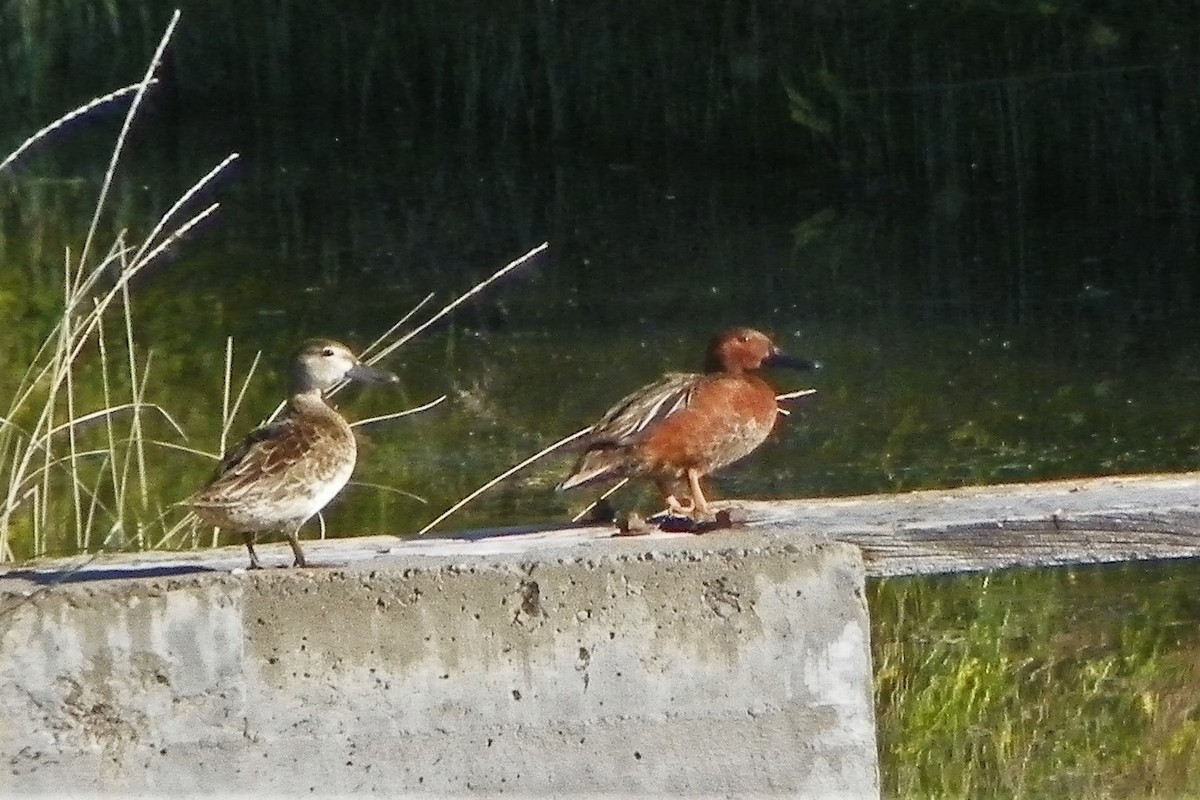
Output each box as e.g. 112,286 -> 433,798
0,529 -> 877,796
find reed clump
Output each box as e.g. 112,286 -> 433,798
0,12 -> 237,561
0,12 -> 548,562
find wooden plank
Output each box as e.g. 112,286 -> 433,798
735,472 -> 1200,577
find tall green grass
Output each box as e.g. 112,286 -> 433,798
873,566 -> 1200,797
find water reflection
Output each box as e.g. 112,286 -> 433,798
3,130 -> 1199,552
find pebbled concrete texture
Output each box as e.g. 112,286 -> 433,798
0,528 -> 877,796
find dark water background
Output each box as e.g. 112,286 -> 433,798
4,3 -> 1200,794
17,128 -> 1199,536
10,131 -> 1200,539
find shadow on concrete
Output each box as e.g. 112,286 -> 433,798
435,520 -> 616,543
1,562 -> 219,586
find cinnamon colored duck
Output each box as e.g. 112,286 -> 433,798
557,327 -> 819,518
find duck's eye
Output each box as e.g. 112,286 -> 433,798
737,334 -> 750,343
321,347 -> 336,357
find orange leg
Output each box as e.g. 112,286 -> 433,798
686,468 -> 710,515
656,479 -> 694,516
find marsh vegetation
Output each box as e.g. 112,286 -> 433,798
2,4 -> 1199,796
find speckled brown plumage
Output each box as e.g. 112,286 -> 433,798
190,339 -> 397,568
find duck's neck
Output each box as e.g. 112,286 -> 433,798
703,359 -> 747,375
289,389 -> 332,412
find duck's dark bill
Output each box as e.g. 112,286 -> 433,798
765,350 -> 822,372
346,363 -> 400,383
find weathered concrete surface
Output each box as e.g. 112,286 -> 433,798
0,529 -> 877,797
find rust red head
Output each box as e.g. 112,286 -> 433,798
703,327 -> 821,374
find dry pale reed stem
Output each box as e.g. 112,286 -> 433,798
134,358 -> 158,502
43,404 -> 185,441
362,242 -> 549,369
776,388 -> 817,416
220,338 -> 235,457
61,334 -> 80,550
346,481 -> 429,504
148,440 -> 222,462
0,83 -> 150,174
121,356 -> 156,548
90,310 -> 117,553
130,153 -> 240,269
359,293 -> 435,361
351,395 -> 447,428
130,202 -> 223,278
209,340 -> 260,548
570,477 -> 630,523
213,338 -> 237,550
265,245 -> 545,425
151,511 -> 198,552
417,425 -> 593,536
77,9 -> 181,272
82,459 -> 106,552
221,346 -> 262,444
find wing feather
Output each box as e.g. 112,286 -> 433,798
584,372 -> 699,447
194,415 -> 320,504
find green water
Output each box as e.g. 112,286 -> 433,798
6,132 -> 1199,543
4,123 -> 1200,794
